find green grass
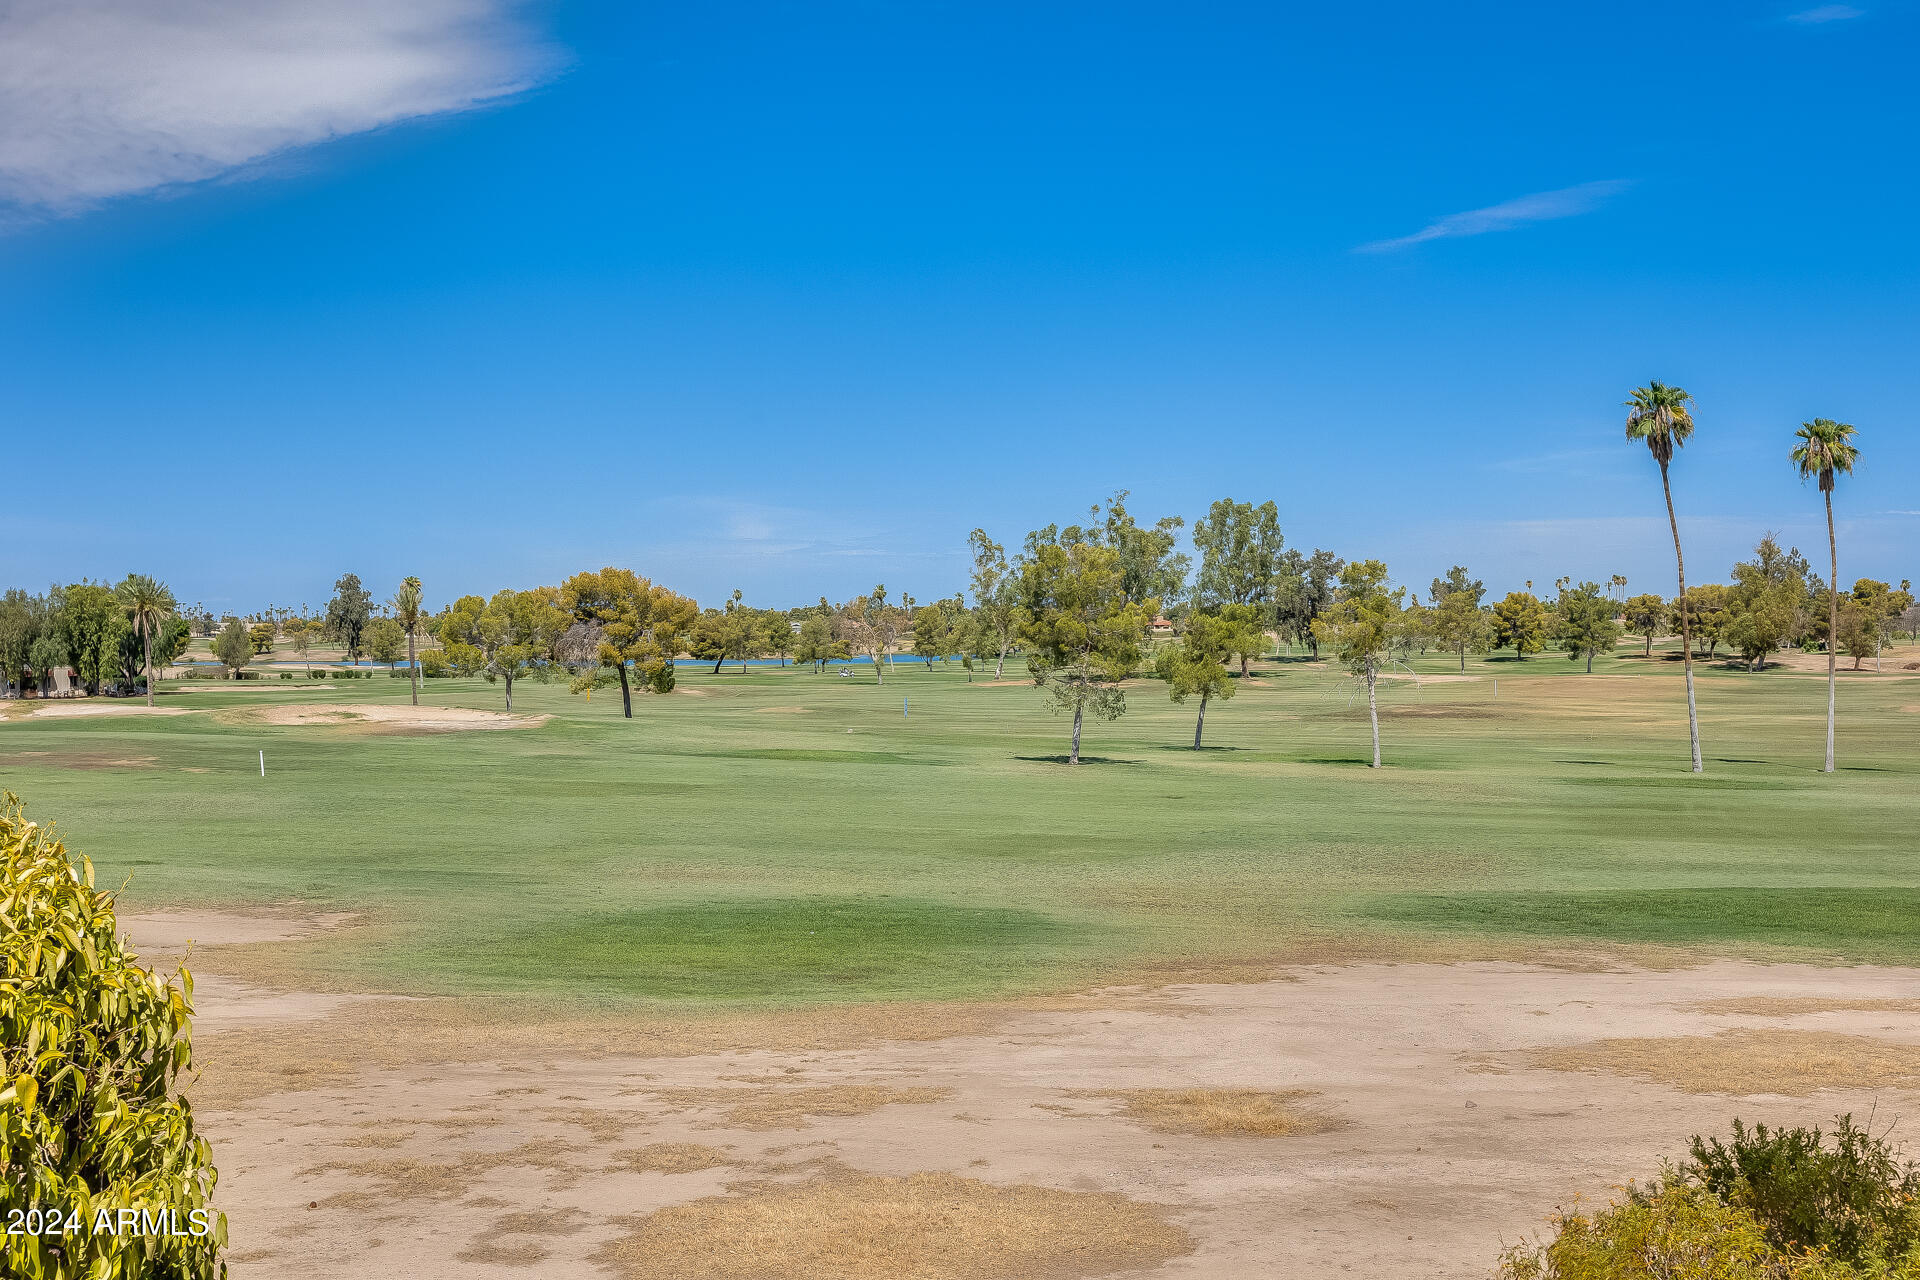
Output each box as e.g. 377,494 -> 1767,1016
2,639 -> 1917,1009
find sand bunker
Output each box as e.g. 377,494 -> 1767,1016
12,701 -> 195,719
216,703 -> 547,732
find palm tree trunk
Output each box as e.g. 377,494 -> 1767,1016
407,629 -> 418,706
1193,692 -> 1208,750
1661,461 -> 1703,773
1825,489 -> 1837,773
141,624 -> 154,707
1366,661 -> 1381,768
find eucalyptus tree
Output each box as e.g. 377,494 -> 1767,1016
1791,417 -> 1860,772
1625,380 -> 1703,772
324,573 -> 373,663
967,529 -> 1023,677
393,576 -> 424,705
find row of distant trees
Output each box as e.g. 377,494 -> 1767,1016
2,390 -> 1909,769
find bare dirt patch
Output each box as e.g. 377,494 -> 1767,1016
1068,1086 -> 1344,1137
212,703 -> 547,732
0,749 -> 158,770
1528,1028 -> 1920,1095
592,1169 -> 1194,1280
654,1084 -> 955,1130
121,908 -> 359,952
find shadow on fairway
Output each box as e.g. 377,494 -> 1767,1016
1151,745 -> 1249,753
1014,754 -> 1142,766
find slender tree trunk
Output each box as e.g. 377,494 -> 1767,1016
1644,633 -> 1653,657
504,672 -> 514,711
1458,645 -> 1466,674
1825,489 -> 1838,773
408,628 -> 418,706
1660,461 -> 1703,773
995,642 -> 1008,679
1366,661 -> 1381,768
1586,647 -> 1594,674
617,664 -> 633,718
141,624 -> 154,707
1193,692 -> 1208,750
874,654 -> 884,685
1070,700 -> 1083,765
1239,654 -> 1250,677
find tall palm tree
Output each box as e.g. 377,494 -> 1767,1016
1791,418 -> 1859,773
1624,381 -> 1703,773
393,576 -> 424,707
115,574 -> 176,707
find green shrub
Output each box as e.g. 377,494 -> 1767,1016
1684,1116 -> 1920,1266
1500,1118 -> 1920,1279
418,649 -> 451,678
0,794 -> 226,1278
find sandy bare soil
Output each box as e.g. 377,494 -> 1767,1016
1765,648 -> 1919,675
183,950 -> 1920,1279
8,701 -> 197,718
213,703 -> 549,731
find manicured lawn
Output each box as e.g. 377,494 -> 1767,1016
3,641 -> 1917,1008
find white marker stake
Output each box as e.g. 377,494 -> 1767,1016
259,750 -> 265,777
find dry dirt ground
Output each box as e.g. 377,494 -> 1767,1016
127,911 -> 1920,1280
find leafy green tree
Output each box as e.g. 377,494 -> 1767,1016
967,530 -> 1022,678
471,588 -> 566,708
27,630 -> 67,699
1430,585 -> 1492,672
1191,498 -> 1282,612
393,576 -> 424,706
1625,379 -> 1703,772
1017,535 -> 1154,765
0,589 -> 42,698
1275,548 -> 1344,655
1725,535 -> 1810,671
324,572 -> 374,663
761,611 -> 795,666
1430,565 -> 1485,609
58,583 -> 126,696
911,604 -> 952,668
1157,612 -> 1237,749
842,585 -> 899,684
364,616 -> 406,670
1847,578 -> 1909,672
1554,580 -> 1622,672
211,617 -> 252,678
113,574 -> 176,706
1311,559 -> 1405,768
1674,583 -> 1732,658
1211,603 -> 1269,676
2,796 -> 228,1280
1623,593 -> 1667,656
1098,491 -> 1189,607
560,568 -> 696,718
247,622 -> 275,656
690,590 -> 759,674
792,612 -> 845,672
1491,591 -> 1547,659
1791,417 -> 1860,772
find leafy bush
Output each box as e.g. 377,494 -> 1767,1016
0,794 -> 226,1278
1684,1115 -> 1920,1266
418,649 -> 451,678
1500,1117 -> 1920,1279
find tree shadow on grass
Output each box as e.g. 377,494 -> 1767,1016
1013,754 -> 1143,767
1151,744 -> 1249,753
1297,754 -> 1375,766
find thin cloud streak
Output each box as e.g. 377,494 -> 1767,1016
0,0 -> 558,221
1786,5 -> 1863,23
1357,180 -> 1632,253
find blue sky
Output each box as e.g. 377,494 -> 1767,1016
2,0 -> 1914,612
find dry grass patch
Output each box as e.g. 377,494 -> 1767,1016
455,1207 -> 589,1267
1690,996 -> 1920,1018
305,1141 -> 584,1208
1528,1029 -> 1920,1095
609,1142 -> 735,1174
654,1083 -> 954,1131
592,1169 -> 1194,1280
1068,1087 -> 1344,1138
0,750 -> 158,771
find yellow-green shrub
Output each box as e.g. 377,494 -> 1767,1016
1,794 -> 226,1279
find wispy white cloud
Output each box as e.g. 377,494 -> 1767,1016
1786,5 -> 1863,23
0,0 -> 558,221
1357,180 -> 1632,254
